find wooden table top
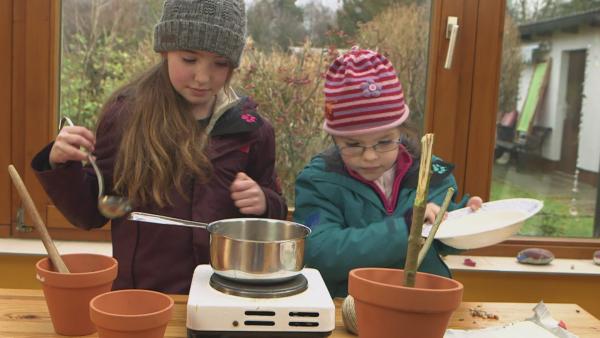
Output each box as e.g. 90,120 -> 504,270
1,289 -> 599,337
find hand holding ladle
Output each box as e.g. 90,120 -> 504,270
58,117 -> 132,219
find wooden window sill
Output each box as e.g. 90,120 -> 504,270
464,236 -> 600,259
0,238 -> 111,256
445,254 -> 600,276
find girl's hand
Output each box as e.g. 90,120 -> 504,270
423,197 -> 483,224
424,202 -> 447,224
467,196 -> 483,211
49,125 -> 96,166
230,172 -> 267,215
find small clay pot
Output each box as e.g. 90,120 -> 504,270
90,289 -> 174,338
349,268 -> 463,338
35,253 -> 118,336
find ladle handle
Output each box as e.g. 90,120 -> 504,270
128,212 -> 208,229
8,165 -> 70,273
59,116 -> 104,199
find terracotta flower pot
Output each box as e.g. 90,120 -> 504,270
349,268 -> 463,338
35,253 -> 118,336
90,289 -> 174,338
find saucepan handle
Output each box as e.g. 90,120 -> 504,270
128,212 -> 208,229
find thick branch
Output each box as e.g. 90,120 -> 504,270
403,133 -> 434,287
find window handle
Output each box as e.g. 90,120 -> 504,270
444,16 -> 459,69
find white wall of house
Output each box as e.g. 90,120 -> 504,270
517,25 -> 600,173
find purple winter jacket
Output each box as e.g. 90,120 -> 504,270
31,94 -> 287,294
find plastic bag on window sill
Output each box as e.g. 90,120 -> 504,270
444,301 -> 578,338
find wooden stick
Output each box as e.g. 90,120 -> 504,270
404,134 -> 434,287
417,187 -> 454,268
7,165 -> 70,273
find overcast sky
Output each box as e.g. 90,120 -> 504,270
245,0 -> 342,11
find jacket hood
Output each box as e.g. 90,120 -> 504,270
204,87 -> 243,135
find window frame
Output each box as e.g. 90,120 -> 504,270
3,0 -> 598,253
425,0 -> 600,256
0,0 -> 13,237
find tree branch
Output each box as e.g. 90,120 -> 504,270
403,133 -> 434,287
417,187 -> 454,268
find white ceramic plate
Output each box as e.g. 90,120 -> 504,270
421,198 -> 543,249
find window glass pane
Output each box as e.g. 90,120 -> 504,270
60,0 -> 162,128
240,0 -> 432,202
493,1 -> 600,238
59,0 -> 432,204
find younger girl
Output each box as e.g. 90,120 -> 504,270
293,48 -> 482,297
32,0 -> 287,294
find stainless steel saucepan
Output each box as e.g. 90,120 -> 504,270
128,212 -> 311,283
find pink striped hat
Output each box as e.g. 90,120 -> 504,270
323,48 -> 409,136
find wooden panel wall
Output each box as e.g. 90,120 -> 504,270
0,255 -> 43,289
0,0 -> 13,237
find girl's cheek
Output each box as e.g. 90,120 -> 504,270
340,157 -> 357,171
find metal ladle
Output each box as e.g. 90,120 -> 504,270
59,116 -> 133,219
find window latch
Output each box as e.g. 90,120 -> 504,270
16,207 -> 34,233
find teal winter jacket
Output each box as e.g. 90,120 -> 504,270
293,147 -> 467,297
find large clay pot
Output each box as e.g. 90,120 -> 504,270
90,289 -> 174,338
349,268 -> 463,338
35,253 -> 118,336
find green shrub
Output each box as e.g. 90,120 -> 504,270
233,40 -> 334,202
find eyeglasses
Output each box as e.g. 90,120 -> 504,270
337,139 -> 403,156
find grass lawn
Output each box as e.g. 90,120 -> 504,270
490,178 -> 594,237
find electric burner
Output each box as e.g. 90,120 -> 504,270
209,273 -> 308,298
187,265 -> 335,338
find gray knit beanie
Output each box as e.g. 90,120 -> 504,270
154,0 -> 246,68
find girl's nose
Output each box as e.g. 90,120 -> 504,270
361,147 -> 379,161
193,62 -> 211,83
194,69 -> 209,84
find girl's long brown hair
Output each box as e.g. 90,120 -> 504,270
108,60 -> 212,208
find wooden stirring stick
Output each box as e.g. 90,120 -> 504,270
8,165 -> 70,273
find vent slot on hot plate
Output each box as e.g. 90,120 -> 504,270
289,311 -> 319,317
244,320 -> 275,326
245,310 -> 275,316
288,312 -> 320,328
289,321 -> 319,327
243,310 -> 276,326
